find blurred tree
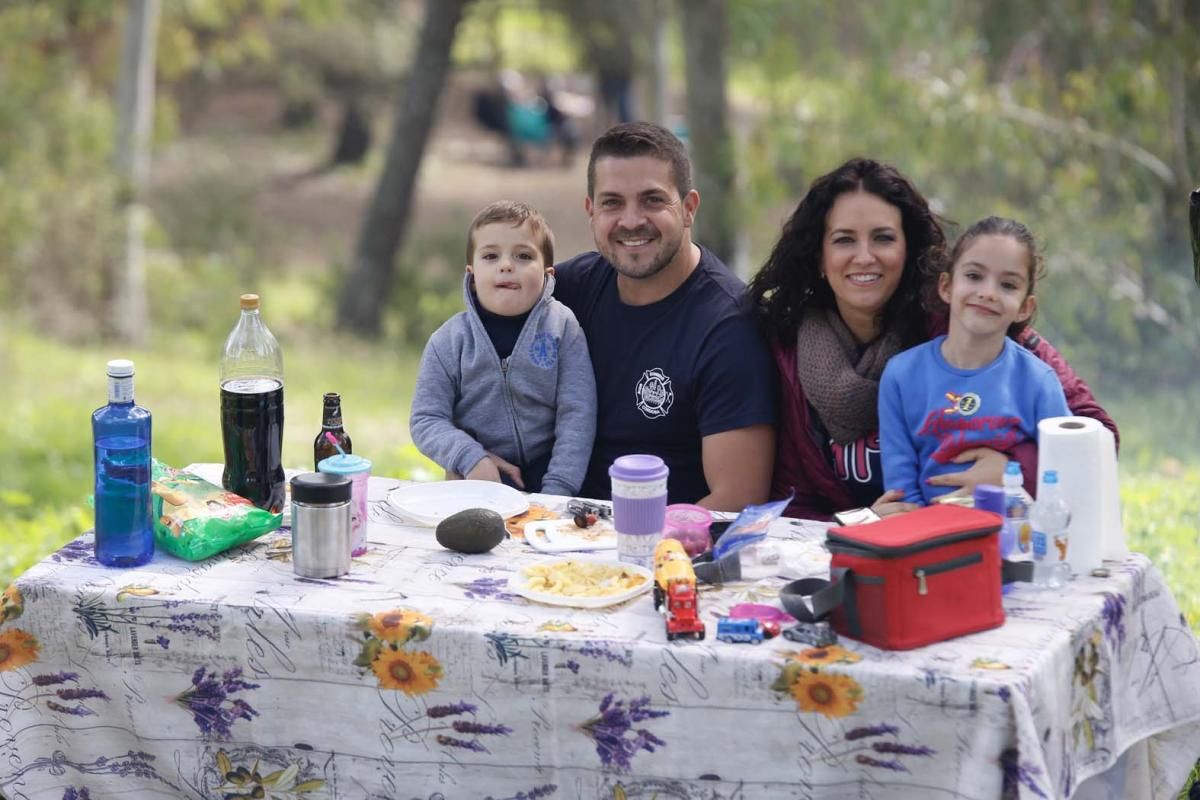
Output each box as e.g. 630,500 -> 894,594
110,0 -> 161,346
336,0 -> 472,338
680,0 -> 737,269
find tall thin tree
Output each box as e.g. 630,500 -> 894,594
111,0 -> 160,344
680,0 -> 738,271
336,0 -> 472,337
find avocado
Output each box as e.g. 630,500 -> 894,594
435,508 -> 507,554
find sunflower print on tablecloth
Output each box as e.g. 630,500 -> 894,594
353,607 -> 442,695
0,628 -> 40,671
1,584 -> 23,624
772,661 -> 864,719
788,644 -> 862,666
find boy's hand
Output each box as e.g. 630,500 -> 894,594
465,453 -> 525,489
925,447 -> 1007,496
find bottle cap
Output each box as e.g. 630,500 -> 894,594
106,359 -> 134,378
240,293 -> 260,310
1005,461 -> 1021,475
1043,470 -> 1059,484
290,473 -> 351,504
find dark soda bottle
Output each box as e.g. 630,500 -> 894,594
93,359 -> 155,566
220,294 -> 286,513
314,392 -> 353,469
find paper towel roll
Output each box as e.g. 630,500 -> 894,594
1036,416 -> 1125,575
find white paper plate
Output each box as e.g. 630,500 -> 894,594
511,560 -> 653,608
385,480 -> 529,527
525,518 -> 618,553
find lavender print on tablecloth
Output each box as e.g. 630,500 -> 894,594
173,666 -> 259,740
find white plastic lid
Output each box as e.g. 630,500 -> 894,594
106,359 -> 134,378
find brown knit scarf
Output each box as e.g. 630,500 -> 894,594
795,307 -> 903,444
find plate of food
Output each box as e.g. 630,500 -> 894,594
505,503 -> 559,539
525,517 -> 618,552
512,559 -> 652,608
385,481 -> 529,527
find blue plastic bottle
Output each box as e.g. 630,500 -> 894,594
92,359 -> 154,567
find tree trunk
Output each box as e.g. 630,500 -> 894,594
642,0 -> 671,127
679,0 -> 738,271
110,0 -> 159,345
336,0 -> 471,338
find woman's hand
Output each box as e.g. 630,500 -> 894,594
870,489 -> 919,517
465,453 -> 525,489
924,447 -> 1008,498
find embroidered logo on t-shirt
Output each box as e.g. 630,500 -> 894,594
528,332 -> 558,369
635,368 -> 674,419
943,391 -> 981,416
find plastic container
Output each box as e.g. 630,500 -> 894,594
220,293 -> 286,513
317,453 -> 372,556
609,454 -> 669,569
1031,470 -> 1072,588
290,473 -> 352,578
1002,461 -> 1032,563
974,483 -> 1011,595
663,503 -> 713,557
92,359 -> 155,567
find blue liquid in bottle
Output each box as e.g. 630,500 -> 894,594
92,359 -> 154,567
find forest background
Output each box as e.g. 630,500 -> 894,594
1,0 -> 1198,634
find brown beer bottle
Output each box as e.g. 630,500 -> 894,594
313,392 -> 353,469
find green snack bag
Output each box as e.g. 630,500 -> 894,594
151,460 -> 282,560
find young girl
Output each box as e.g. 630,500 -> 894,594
878,216 -> 1070,505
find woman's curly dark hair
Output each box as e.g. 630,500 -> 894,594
747,158 -> 948,349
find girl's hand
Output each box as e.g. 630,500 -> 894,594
924,447 -> 1008,497
871,489 -> 919,517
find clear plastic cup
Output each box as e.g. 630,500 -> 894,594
317,453 -> 372,556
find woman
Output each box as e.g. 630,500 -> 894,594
747,158 -> 1116,520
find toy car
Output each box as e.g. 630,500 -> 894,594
782,620 -> 837,647
716,616 -> 764,645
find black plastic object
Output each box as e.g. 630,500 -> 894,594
290,473 -> 351,505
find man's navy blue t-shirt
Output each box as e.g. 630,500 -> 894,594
554,246 -> 777,503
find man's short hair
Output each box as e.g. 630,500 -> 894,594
587,122 -> 692,200
466,200 -> 555,267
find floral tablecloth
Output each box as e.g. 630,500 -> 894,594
2,474 -> 1199,800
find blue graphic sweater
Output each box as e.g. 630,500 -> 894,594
879,336 -> 1070,505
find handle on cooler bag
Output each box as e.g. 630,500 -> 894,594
780,568 -> 863,635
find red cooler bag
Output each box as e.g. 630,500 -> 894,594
785,505 -> 1006,650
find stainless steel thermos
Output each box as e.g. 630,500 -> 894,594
290,473 -> 352,578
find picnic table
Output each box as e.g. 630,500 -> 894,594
2,469 -> 1198,799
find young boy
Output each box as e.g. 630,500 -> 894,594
879,216 -> 1071,505
410,201 -> 596,496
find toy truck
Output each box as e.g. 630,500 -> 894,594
654,538 -> 705,641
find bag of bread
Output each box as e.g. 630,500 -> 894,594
151,460 -> 282,560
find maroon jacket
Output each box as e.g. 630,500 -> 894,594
771,323 -> 1119,520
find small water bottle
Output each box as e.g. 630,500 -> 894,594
1002,461 -> 1032,562
1031,470 -> 1072,588
92,359 -> 155,567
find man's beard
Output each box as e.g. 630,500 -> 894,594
599,226 -> 682,280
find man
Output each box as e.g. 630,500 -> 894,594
555,122 -> 776,511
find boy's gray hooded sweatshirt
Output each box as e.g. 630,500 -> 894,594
410,274 -> 596,496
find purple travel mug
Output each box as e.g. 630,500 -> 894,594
609,454 -> 669,569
